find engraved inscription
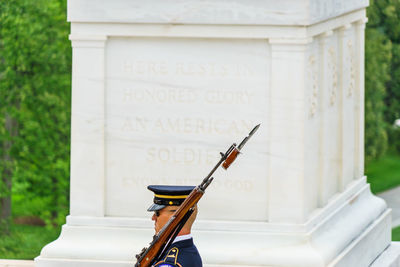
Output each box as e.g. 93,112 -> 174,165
145,147 -> 216,165
123,60 -> 255,78
121,117 -> 253,136
123,87 -> 198,104
105,37 -> 269,220
122,87 -> 254,105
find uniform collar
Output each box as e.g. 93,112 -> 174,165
173,234 -> 192,244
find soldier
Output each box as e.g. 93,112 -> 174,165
147,185 -> 203,267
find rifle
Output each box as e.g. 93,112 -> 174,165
134,124 -> 260,267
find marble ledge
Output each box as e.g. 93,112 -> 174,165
67,0 -> 368,26
68,9 -> 367,41
370,242 -> 400,267
66,176 -> 369,234
0,260 -> 34,267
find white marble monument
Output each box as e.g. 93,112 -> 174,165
35,0 -> 399,266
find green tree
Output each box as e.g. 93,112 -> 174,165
364,27 -> 392,161
378,0 -> 400,152
0,0 -> 71,230
364,0 -> 400,161
0,113 -> 17,234
0,2 -> 23,234
367,0 -> 400,155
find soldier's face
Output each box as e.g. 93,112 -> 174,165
152,206 -> 178,233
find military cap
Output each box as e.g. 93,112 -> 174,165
147,185 -> 195,212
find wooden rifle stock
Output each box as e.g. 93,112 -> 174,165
134,124 -> 260,267
222,146 -> 240,169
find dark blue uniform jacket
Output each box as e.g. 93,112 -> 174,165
153,238 -> 202,267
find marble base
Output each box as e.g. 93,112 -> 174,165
0,260 -> 34,267
371,242 -> 400,267
35,180 -> 393,267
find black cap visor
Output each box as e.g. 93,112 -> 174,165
147,203 -> 166,212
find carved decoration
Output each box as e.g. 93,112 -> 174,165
347,39 -> 355,98
308,55 -> 318,117
328,46 -> 338,106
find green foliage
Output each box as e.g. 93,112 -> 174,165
366,0 -> 400,157
0,0 -> 71,227
364,27 -> 391,161
381,1 -> 400,152
393,225 -> 400,241
365,0 -> 400,160
386,43 -> 400,124
0,223 -> 60,259
366,151 -> 400,194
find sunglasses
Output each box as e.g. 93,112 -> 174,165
154,209 -> 177,217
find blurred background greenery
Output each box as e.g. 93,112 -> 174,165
0,0 -> 400,260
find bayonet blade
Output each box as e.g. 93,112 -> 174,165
238,124 -> 260,151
